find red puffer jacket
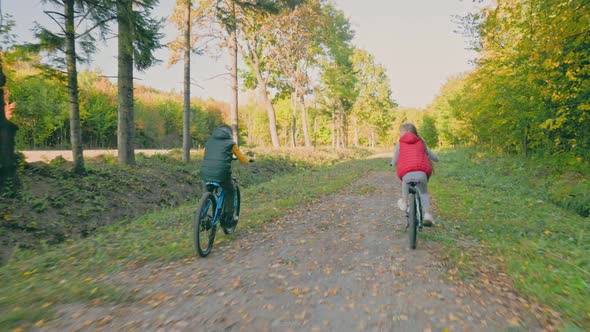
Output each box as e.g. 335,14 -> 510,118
397,132 -> 432,179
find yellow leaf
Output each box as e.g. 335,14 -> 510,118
154,293 -> 167,301
90,287 -> 98,295
544,230 -> 551,235
23,269 -> 38,277
83,277 -> 93,282
293,289 -> 300,296
96,316 -> 113,327
325,288 -> 338,296
507,317 -> 520,326
300,239 -> 306,244
11,328 -> 25,332
35,320 -> 47,327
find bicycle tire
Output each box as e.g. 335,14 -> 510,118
222,184 -> 240,235
408,192 -> 418,250
195,192 -> 217,257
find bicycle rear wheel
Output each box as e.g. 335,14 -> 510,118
195,192 -> 217,257
408,193 -> 418,250
222,184 -> 240,235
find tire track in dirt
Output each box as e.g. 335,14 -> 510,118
43,171 -> 541,331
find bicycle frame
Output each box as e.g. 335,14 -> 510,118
407,182 -> 424,230
203,182 -> 225,226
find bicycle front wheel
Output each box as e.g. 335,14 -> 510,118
222,184 -> 240,235
195,192 -> 217,257
408,193 -> 418,250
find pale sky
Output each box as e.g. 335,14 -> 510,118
5,0 -> 483,108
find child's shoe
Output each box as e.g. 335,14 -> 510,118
423,213 -> 435,227
397,198 -> 407,212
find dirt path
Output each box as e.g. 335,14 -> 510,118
42,171 -> 540,331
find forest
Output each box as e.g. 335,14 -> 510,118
0,1 -> 586,177
1,0 -> 589,330
0,0 -> 398,181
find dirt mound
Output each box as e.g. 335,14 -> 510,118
0,154 -> 203,264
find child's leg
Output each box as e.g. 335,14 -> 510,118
402,171 -> 430,211
221,177 -> 235,216
401,179 -> 409,203
415,175 -> 430,212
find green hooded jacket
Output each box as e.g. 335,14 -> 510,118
200,126 -> 236,182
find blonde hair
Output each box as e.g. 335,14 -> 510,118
400,122 -> 418,136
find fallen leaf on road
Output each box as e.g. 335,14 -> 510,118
96,316 -> 113,327
324,289 -> 338,297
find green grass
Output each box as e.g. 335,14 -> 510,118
426,148 -> 590,329
0,157 -> 385,329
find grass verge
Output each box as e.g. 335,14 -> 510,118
426,148 -> 589,330
0,157 -> 385,329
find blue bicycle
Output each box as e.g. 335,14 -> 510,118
194,177 -> 241,257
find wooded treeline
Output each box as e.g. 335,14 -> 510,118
6,60 -> 224,150
426,0 -> 590,160
0,0 -> 398,184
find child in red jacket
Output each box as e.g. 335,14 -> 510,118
391,122 -> 439,226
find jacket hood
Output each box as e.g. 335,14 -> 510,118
400,132 -> 421,144
212,126 -> 232,140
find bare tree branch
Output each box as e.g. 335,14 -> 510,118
75,16 -> 117,40
44,11 -> 67,34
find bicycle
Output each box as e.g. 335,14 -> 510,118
194,175 -> 241,257
405,180 -> 424,250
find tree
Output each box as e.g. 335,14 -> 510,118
320,4 -> 356,148
240,7 -> 284,147
196,0 -> 291,145
420,114 -> 438,148
114,0 -> 163,165
447,0 -> 590,159
261,0 -> 325,147
427,75 -> 469,147
34,0 -> 114,173
169,0 -> 202,161
0,6 -> 18,194
351,48 -> 396,147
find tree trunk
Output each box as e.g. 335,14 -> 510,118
65,0 -> 85,173
182,0 -> 191,162
313,114 -> 318,146
331,108 -> 335,147
353,116 -> 359,147
0,64 -> 18,194
290,91 -> 297,147
117,0 -> 135,165
228,3 -> 239,145
335,109 -> 341,149
300,94 -> 312,147
253,61 -> 279,148
342,110 -> 348,148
